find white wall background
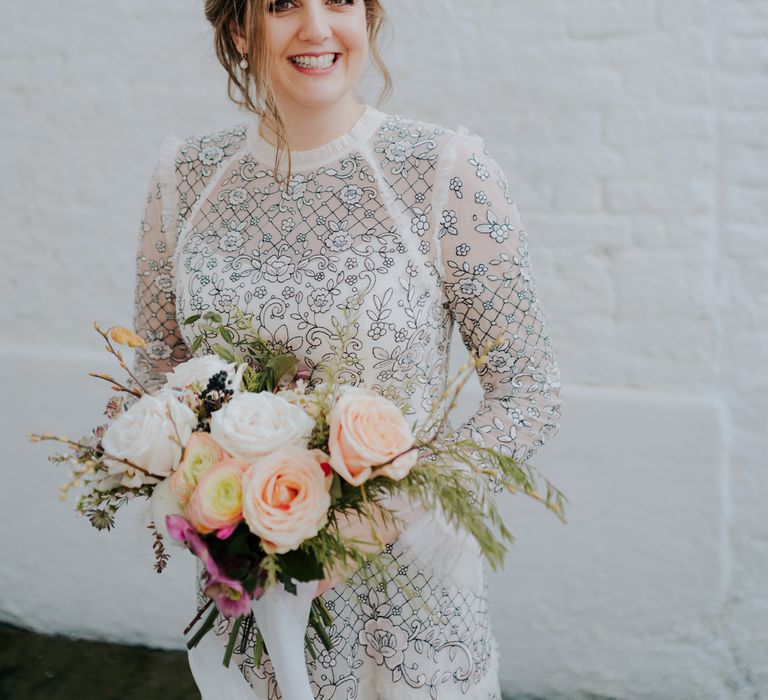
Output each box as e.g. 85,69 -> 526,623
2,1 -> 766,698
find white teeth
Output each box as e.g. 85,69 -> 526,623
290,53 -> 336,69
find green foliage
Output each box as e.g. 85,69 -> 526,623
185,308 -> 302,393
278,548 -> 324,583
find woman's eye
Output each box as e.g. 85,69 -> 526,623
268,0 -> 355,12
268,0 -> 296,12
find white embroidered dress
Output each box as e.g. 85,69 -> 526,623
132,104 -> 561,700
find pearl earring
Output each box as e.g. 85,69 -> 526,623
239,54 -> 248,70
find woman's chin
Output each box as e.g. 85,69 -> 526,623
279,87 -> 354,111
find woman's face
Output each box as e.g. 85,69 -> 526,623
259,0 -> 369,111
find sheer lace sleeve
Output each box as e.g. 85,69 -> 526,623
438,130 -> 562,490
132,135 -> 191,394
361,128 -> 564,590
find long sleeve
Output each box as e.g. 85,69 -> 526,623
438,130 -> 562,491
132,135 -> 191,394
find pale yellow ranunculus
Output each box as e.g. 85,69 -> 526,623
187,458 -> 248,534
170,433 -> 228,505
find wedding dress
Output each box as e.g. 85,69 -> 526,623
132,104 -> 561,699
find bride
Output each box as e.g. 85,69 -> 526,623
132,0 -> 562,697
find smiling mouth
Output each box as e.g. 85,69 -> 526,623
288,53 -> 340,71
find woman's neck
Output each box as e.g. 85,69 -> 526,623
259,97 -> 366,152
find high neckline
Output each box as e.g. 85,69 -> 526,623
245,104 -> 387,172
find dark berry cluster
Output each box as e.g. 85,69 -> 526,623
199,370 -> 234,428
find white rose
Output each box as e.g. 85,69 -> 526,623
210,392 -> 315,463
101,388 -> 197,486
149,477 -> 186,547
164,355 -> 243,391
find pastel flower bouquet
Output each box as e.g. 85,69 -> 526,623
30,305 -> 566,698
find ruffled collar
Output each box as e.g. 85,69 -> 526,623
245,104 -> 387,172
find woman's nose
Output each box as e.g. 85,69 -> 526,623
297,3 -> 332,43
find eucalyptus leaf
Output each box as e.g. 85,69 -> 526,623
212,344 -> 236,362
218,326 -> 234,344
269,354 -> 299,384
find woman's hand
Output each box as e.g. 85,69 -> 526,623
314,505 -> 400,597
313,499 -> 428,597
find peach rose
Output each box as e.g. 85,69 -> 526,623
242,446 -> 332,554
187,458 -> 248,534
170,433 -> 228,505
327,386 -> 418,486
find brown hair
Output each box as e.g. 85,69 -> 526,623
204,0 -> 392,186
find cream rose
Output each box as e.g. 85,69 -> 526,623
327,386 -> 418,486
164,355 -> 243,392
187,458 -> 248,534
101,388 -> 197,487
210,392 -> 315,463
242,446 -> 332,554
170,432 -> 229,504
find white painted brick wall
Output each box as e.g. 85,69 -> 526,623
2,1 -> 766,697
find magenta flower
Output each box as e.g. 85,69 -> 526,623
204,573 -> 251,618
215,524 -> 237,540
165,514 -> 220,578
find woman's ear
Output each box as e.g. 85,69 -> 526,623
229,19 -> 247,55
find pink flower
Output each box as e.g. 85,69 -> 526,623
166,515 -> 257,618
215,524 -> 238,540
165,514 -> 220,579
204,573 -> 251,618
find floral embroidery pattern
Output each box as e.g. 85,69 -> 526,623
134,110 -> 561,699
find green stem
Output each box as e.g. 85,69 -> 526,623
314,598 -> 334,627
222,616 -> 243,668
252,628 -> 264,668
309,610 -> 333,651
305,633 -> 318,661
238,613 -> 254,655
186,606 -> 219,650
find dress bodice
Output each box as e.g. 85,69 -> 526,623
173,105 -> 450,425
133,103 -> 561,465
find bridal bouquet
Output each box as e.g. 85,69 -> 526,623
30,305 -> 566,698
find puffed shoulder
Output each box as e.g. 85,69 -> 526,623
171,123 -> 249,171
176,123 -> 249,153
374,111 -> 486,150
